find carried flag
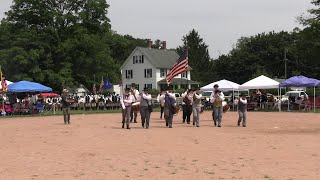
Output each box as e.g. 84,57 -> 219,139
166,48 -> 188,84
93,83 -> 96,94
99,77 -> 104,93
0,68 -> 7,92
104,79 -> 112,90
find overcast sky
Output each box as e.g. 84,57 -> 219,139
0,0 -> 314,58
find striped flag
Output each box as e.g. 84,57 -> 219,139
166,48 -> 188,84
93,83 -> 96,94
0,68 -> 7,92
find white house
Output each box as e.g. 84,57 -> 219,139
120,42 -> 199,91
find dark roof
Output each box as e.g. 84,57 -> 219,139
157,78 -> 199,85
137,47 -> 192,70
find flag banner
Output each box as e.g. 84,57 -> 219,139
99,78 -> 104,93
166,48 -> 188,84
93,83 -> 96,94
0,69 -> 7,92
104,79 -> 112,90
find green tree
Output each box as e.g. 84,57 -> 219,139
178,29 -> 214,85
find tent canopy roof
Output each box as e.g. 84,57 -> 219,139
239,75 -> 279,90
8,80 -> 52,92
200,79 -> 240,91
279,76 -> 320,87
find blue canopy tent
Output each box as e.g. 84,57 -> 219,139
279,76 -> 320,112
8,80 -> 52,93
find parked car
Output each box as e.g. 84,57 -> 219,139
281,90 -> 309,102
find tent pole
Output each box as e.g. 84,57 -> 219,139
287,88 -> 290,111
314,86 -> 316,112
232,89 -> 235,111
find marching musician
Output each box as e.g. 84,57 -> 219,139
210,84 -> 225,127
122,88 -> 133,129
181,88 -> 188,123
61,89 -> 73,124
237,93 -> 247,127
157,89 -> 166,119
140,87 -> 152,129
182,88 -> 193,124
192,87 -> 202,127
130,83 -> 140,123
210,84 -> 224,126
159,86 -> 176,128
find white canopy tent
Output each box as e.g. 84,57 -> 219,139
201,79 -> 240,92
239,75 -> 281,111
238,75 -> 279,90
201,79 -> 242,110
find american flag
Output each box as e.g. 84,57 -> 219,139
93,83 -> 96,94
166,48 -> 188,84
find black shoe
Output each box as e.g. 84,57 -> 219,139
134,120 -> 137,123
193,122 -> 195,126
214,121 -> 216,127
218,125 -> 221,127
130,119 -> 133,123
243,125 -> 246,127
160,116 -> 162,119
169,126 -> 172,128
122,123 -> 125,129
187,122 -> 190,124
146,126 -> 149,129
196,125 -> 200,127
166,122 -> 168,127
68,121 -> 70,124
127,125 -> 130,129
142,123 -> 145,128
182,120 -> 185,123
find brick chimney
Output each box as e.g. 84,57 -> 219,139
147,39 -> 152,48
161,41 -> 167,49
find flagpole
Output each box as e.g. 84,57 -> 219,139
186,41 -> 189,89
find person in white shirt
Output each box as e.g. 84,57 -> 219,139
130,83 -> 140,123
140,87 -> 152,129
192,87 -> 202,127
122,88 -> 133,129
210,84 -> 225,127
237,93 -> 248,127
159,86 -> 176,128
157,89 -> 166,119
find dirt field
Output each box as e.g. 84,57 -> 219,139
0,111 -> 319,180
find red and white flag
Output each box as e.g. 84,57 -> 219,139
166,48 -> 188,84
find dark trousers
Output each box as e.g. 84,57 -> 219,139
183,105 -> 192,123
160,106 -> 164,118
130,107 -> 138,122
62,107 -> 70,124
140,106 -> 151,128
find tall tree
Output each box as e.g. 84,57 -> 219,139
178,29 -> 213,85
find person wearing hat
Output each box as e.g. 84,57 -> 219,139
61,89 -> 73,124
237,93 -> 248,127
130,83 -> 140,123
210,84 -> 224,127
121,88 -> 134,129
140,87 -> 152,129
192,87 -> 202,127
159,86 -> 176,128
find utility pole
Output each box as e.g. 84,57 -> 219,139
284,49 -> 288,80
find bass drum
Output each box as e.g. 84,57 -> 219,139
174,104 -> 180,115
222,101 -> 230,113
131,102 -> 140,112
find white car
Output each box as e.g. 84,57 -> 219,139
281,90 -> 308,102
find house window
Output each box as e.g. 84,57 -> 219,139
181,72 -> 187,78
160,68 -> 167,77
126,84 -> 139,91
126,70 -> 133,79
144,68 -> 152,78
133,55 -> 144,64
144,84 -> 152,90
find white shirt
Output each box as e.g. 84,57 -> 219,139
210,91 -> 224,103
181,91 -> 188,105
123,94 -> 133,106
131,89 -> 140,102
158,92 -> 176,101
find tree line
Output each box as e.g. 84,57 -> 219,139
0,0 -> 319,91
